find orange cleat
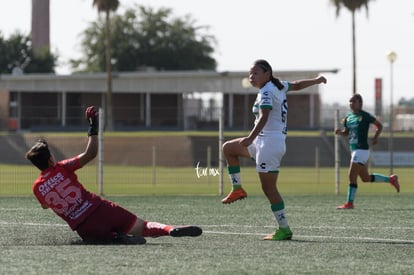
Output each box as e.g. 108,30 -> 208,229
221,188 -> 247,204
389,174 -> 400,193
336,202 -> 354,209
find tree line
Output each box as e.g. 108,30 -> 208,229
0,4 -> 217,74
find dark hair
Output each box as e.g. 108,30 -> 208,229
253,59 -> 284,90
350,93 -> 363,103
25,139 -> 51,171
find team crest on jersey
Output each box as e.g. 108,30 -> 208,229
262,99 -> 271,105
358,116 -> 362,121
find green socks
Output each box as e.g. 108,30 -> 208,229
347,183 -> 358,203
227,166 -> 241,190
271,201 -> 289,228
371,173 -> 390,183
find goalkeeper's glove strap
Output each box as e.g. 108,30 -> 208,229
88,126 -> 98,136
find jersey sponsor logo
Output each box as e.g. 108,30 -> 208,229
260,91 -> 271,106
68,200 -> 92,220
38,172 -> 65,196
42,176 -> 83,216
281,99 -> 288,123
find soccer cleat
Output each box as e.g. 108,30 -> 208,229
336,202 -> 354,209
389,174 -> 400,192
263,227 -> 293,241
221,188 -> 247,204
113,232 -> 147,245
169,226 -> 203,237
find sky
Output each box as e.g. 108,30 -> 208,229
0,0 -> 413,107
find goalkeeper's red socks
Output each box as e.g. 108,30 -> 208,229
141,221 -> 173,238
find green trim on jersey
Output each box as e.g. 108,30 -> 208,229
252,80 -> 289,134
260,105 -> 272,109
286,82 -> 291,92
253,102 -> 259,116
344,110 -> 376,150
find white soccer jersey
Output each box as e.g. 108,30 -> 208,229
252,80 -> 290,135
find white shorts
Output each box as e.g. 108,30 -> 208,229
247,134 -> 286,173
351,149 -> 370,165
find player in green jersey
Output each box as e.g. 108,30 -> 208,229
335,94 -> 400,209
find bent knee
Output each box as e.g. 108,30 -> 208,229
223,139 -> 249,157
222,140 -> 238,153
222,141 -> 230,151
360,176 -> 372,182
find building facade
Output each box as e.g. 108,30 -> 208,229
0,70 -> 336,131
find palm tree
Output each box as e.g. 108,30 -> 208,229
331,0 -> 374,95
92,0 -> 119,131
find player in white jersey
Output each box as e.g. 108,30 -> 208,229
221,59 -> 326,240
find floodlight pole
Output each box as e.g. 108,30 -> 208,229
218,105 -> 224,196
334,109 -> 340,195
98,108 -> 104,196
386,51 -> 397,175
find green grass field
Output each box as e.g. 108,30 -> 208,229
0,165 -> 413,274
1,195 -> 413,274
1,165 -> 413,196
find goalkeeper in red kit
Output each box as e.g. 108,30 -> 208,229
25,106 -> 202,244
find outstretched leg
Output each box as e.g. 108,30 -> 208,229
360,169 -> 400,192
128,218 -> 202,238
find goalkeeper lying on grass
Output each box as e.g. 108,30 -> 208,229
25,106 -> 202,244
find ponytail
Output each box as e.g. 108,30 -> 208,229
253,59 -> 284,90
270,76 -> 284,90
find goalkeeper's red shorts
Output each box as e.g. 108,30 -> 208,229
75,199 -> 138,242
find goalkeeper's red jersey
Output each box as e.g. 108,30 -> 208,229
32,156 -> 102,230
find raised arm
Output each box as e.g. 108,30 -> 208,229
78,106 -> 99,167
289,76 -> 327,91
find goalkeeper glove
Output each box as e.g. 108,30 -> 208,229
85,106 -> 99,136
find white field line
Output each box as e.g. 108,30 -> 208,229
1,221 -> 414,231
203,230 -> 414,244
0,208 -> 34,211
1,221 -> 413,244
199,224 -> 414,231
0,221 -> 67,227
